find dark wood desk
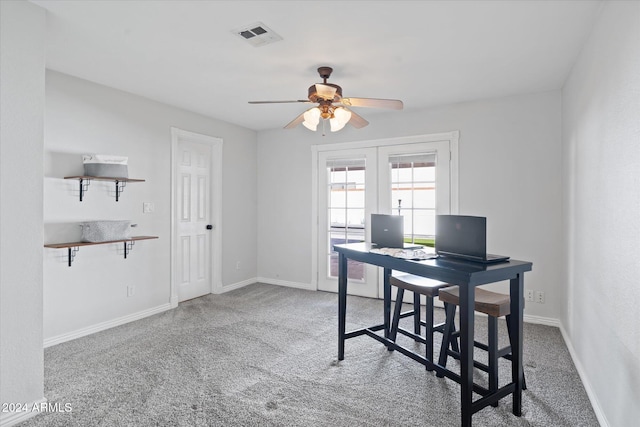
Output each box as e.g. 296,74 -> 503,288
334,243 -> 532,427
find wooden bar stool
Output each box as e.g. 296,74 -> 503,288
436,286 -> 526,404
388,273 -> 455,370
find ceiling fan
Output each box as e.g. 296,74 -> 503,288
249,66 -> 403,132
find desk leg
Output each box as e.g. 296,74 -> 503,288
338,252 -> 348,361
510,274 -> 524,416
383,268 -> 392,341
460,284 -> 475,427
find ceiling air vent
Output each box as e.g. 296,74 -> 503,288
231,22 -> 282,47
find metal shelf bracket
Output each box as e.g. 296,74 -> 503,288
115,180 -> 127,202
124,240 -> 135,258
67,246 -> 80,267
79,178 -> 91,202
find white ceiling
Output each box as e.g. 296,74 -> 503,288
32,0 -> 602,131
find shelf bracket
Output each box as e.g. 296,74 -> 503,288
79,178 -> 91,202
115,180 -> 126,202
67,246 -> 80,267
124,240 -> 135,258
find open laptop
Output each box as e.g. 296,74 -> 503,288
371,213 -> 416,249
435,215 -> 510,264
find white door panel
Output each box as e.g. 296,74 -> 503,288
177,140 -> 212,302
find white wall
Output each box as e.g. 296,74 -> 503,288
43,71 -> 257,342
257,91 -> 562,321
561,1 -> 640,426
0,0 -> 46,425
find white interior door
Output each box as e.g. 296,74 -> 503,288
176,140 -> 212,302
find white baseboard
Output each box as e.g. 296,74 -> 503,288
559,324 -> 609,427
217,277 -> 258,293
256,277 -> 315,291
0,397 -> 47,427
523,313 -> 560,327
43,303 -> 173,348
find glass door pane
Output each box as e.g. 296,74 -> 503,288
317,148 -> 378,298
327,160 -> 366,281
389,153 -> 437,247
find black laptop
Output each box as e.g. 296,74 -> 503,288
371,214 -> 405,248
435,215 -> 510,264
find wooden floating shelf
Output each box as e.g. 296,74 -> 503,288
64,176 -> 146,202
45,236 -> 158,266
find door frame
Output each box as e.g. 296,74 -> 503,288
311,131 -> 459,291
170,127 -> 223,307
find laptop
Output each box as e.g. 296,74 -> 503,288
370,214 -> 405,249
435,215 -> 510,264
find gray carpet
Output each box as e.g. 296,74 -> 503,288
23,283 -> 598,426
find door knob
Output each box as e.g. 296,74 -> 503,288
206,224 -> 213,230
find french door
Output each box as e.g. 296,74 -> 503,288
315,137 -> 456,298
317,148 -> 378,297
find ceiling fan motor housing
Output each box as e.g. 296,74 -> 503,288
308,84 -> 342,103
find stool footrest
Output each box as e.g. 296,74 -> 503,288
397,325 -> 446,345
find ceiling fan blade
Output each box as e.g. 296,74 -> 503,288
341,97 -> 404,110
314,84 -> 337,100
284,112 -> 306,129
249,100 -> 310,104
347,110 -> 369,129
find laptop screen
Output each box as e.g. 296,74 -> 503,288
371,214 -> 404,249
435,215 -> 487,259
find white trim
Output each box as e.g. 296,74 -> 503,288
43,304 -> 172,348
310,148 -> 319,290
522,313 -> 561,327
257,277 -> 315,291
170,128 -> 223,303
311,131 -> 460,153
559,324 -> 610,427
0,398 -> 47,427
219,277 -> 257,293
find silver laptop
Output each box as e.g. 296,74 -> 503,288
435,215 -> 509,264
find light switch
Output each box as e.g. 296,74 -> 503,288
143,202 -> 154,213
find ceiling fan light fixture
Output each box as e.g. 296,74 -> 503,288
330,107 -> 351,132
302,107 -> 321,131
248,66 -> 403,133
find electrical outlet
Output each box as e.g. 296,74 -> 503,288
127,285 -> 135,297
236,261 -> 241,270
526,290 -> 534,302
535,290 -> 545,304
142,202 -> 154,213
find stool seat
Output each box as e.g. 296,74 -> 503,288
438,286 -> 511,318
389,273 -> 454,371
390,274 -> 449,297
437,285 -> 527,401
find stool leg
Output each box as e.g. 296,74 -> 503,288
506,314 -> 527,390
437,302 -> 457,378
413,292 -> 421,335
425,295 -> 434,371
488,315 -> 499,407
389,288 -> 405,347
